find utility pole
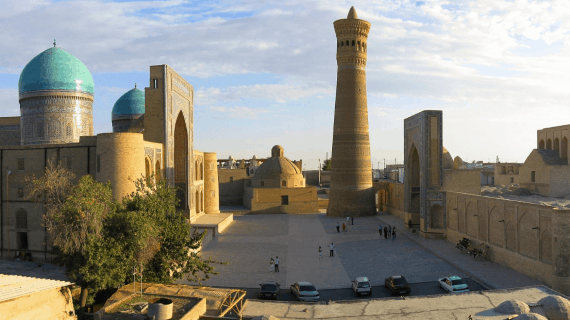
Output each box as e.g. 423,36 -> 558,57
6,168 -> 11,258
318,158 -> 321,188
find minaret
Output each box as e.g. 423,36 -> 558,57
328,7 -> 375,217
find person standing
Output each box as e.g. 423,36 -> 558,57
388,225 -> 392,236
275,256 -> 280,272
319,246 -> 323,260
329,243 -> 335,257
351,216 -> 354,225
270,258 -> 275,272
342,223 -> 346,232
392,228 -> 396,240
378,224 -> 382,236
336,222 -> 340,233
346,216 -> 350,228
384,226 -> 388,239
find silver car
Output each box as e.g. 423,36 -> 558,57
290,281 -> 320,301
352,277 -> 371,296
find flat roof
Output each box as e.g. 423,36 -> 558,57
0,274 -> 73,303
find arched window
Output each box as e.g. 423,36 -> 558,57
357,41 -> 361,51
200,162 -> 204,180
554,138 -> 560,151
352,40 -> 355,46
195,160 -> 199,180
547,139 -> 552,150
539,139 -> 545,149
195,191 -> 200,213
346,40 -> 349,46
562,137 -> 568,160
145,157 -> 151,179
16,209 -> 27,229
155,160 -> 161,181
341,41 -> 344,47
201,191 -> 204,212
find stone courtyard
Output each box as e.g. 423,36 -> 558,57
178,213 -> 470,290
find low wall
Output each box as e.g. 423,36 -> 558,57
180,298 -> 207,320
446,191 -> 570,295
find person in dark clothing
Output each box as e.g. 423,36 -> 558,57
351,216 -> 354,225
275,256 -> 280,272
336,222 -> 340,233
384,226 -> 388,239
388,225 -> 392,236
378,224 -> 382,236
408,219 -> 412,229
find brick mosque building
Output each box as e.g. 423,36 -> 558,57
0,43 -> 219,261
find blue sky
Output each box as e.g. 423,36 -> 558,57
1,0 -> 570,168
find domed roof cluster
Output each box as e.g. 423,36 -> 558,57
112,85 -> 145,117
253,145 -> 302,180
19,46 -> 94,94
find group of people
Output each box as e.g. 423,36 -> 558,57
269,256 -> 280,272
379,224 -> 397,240
336,216 -> 354,232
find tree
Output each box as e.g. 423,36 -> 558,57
322,158 -> 332,171
26,164 -> 118,319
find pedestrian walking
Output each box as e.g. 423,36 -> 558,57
342,223 -> 346,232
336,222 -> 340,233
384,226 -> 388,239
388,225 -> 392,236
351,216 -> 354,225
319,246 -> 323,260
275,256 -> 280,272
346,216 -> 350,227
269,258 -> 275,272
329,243 -> 335,257
392,228 -> 396,240
378,224 -> 382,236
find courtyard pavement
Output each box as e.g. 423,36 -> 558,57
177,213 -> 470,290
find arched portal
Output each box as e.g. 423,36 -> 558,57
375,189 -> 388,211
155,160 -> 161,181
547,139 -> 552,150
554,138 -> 560,151
409,145 -> 420,224
429,204 -> 444,229
145,157 -> 151,180
195,190 -> 200,213
174,112 -> 188,209
539,140 -> 545,149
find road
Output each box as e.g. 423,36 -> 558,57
238,278 -> 486,301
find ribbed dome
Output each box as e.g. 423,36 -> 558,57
253,146 -> 302,180
112,86 -> 145,117
19,46 -> 94,94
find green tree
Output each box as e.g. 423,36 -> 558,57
322,158 -> 332,171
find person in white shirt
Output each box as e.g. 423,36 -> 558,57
274,256 -> 280,272
329,243 -> 335,257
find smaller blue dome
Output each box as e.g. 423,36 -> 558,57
112,86 -> 145,116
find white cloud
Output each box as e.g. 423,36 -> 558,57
207,106 -> 270,119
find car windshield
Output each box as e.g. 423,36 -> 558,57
451,279 -> 466,286
261,284 -> 277,291
393,278 -> 407,285
300,286 -> 316,292
358,282 -> 370,288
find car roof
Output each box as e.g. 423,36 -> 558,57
297,281 -> 313,286
390,275 -> 403,279
261,281 -> 279,285
448,276 -> 462,280
355,277 -> 369,282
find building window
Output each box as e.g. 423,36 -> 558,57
282,180 -> 286,187
97,155 -> 101,173
17,158 -> 24,171
16,209 -> 27,229
66,124 -> 73,137
281,195 -> 289,205
260,181 -> 264,187
17,187 -> 24,199
154,79 -> 158,89
510,177 -> 514,183
65,157 -> 73,170
17,232 -> 28,250
501,166 -> 506,174
230,177 -> 234,182
531,171 -> 536,182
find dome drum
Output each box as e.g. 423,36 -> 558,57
252,146 -> 305,188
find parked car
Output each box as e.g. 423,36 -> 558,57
290,281 -> 320,301
438,276 -> 469,293
352,277 -> 371,296
384,275 -> 411,295
259,281 -> 280,300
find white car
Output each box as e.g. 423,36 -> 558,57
352,277 -> 371,296
438,276 -> 469,293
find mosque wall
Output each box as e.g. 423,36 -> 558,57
244,186 -> 319,214
0,117 -> 21,146
218,169 -> 249,206
441,169 -> 481,195
446,191 -> 570,295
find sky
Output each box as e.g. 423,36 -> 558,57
1,0 -> 569,169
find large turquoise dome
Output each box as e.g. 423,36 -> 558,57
18,47 -> 94,94
112,86 -> 145,117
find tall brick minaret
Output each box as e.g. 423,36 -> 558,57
328,7 -> 375,217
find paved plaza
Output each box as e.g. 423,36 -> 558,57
177,213 -> 470,290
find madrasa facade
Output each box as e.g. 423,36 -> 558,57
0,44 -> 220,261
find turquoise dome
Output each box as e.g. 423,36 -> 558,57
112,86 -> 145,116
19,47 -> 94,94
